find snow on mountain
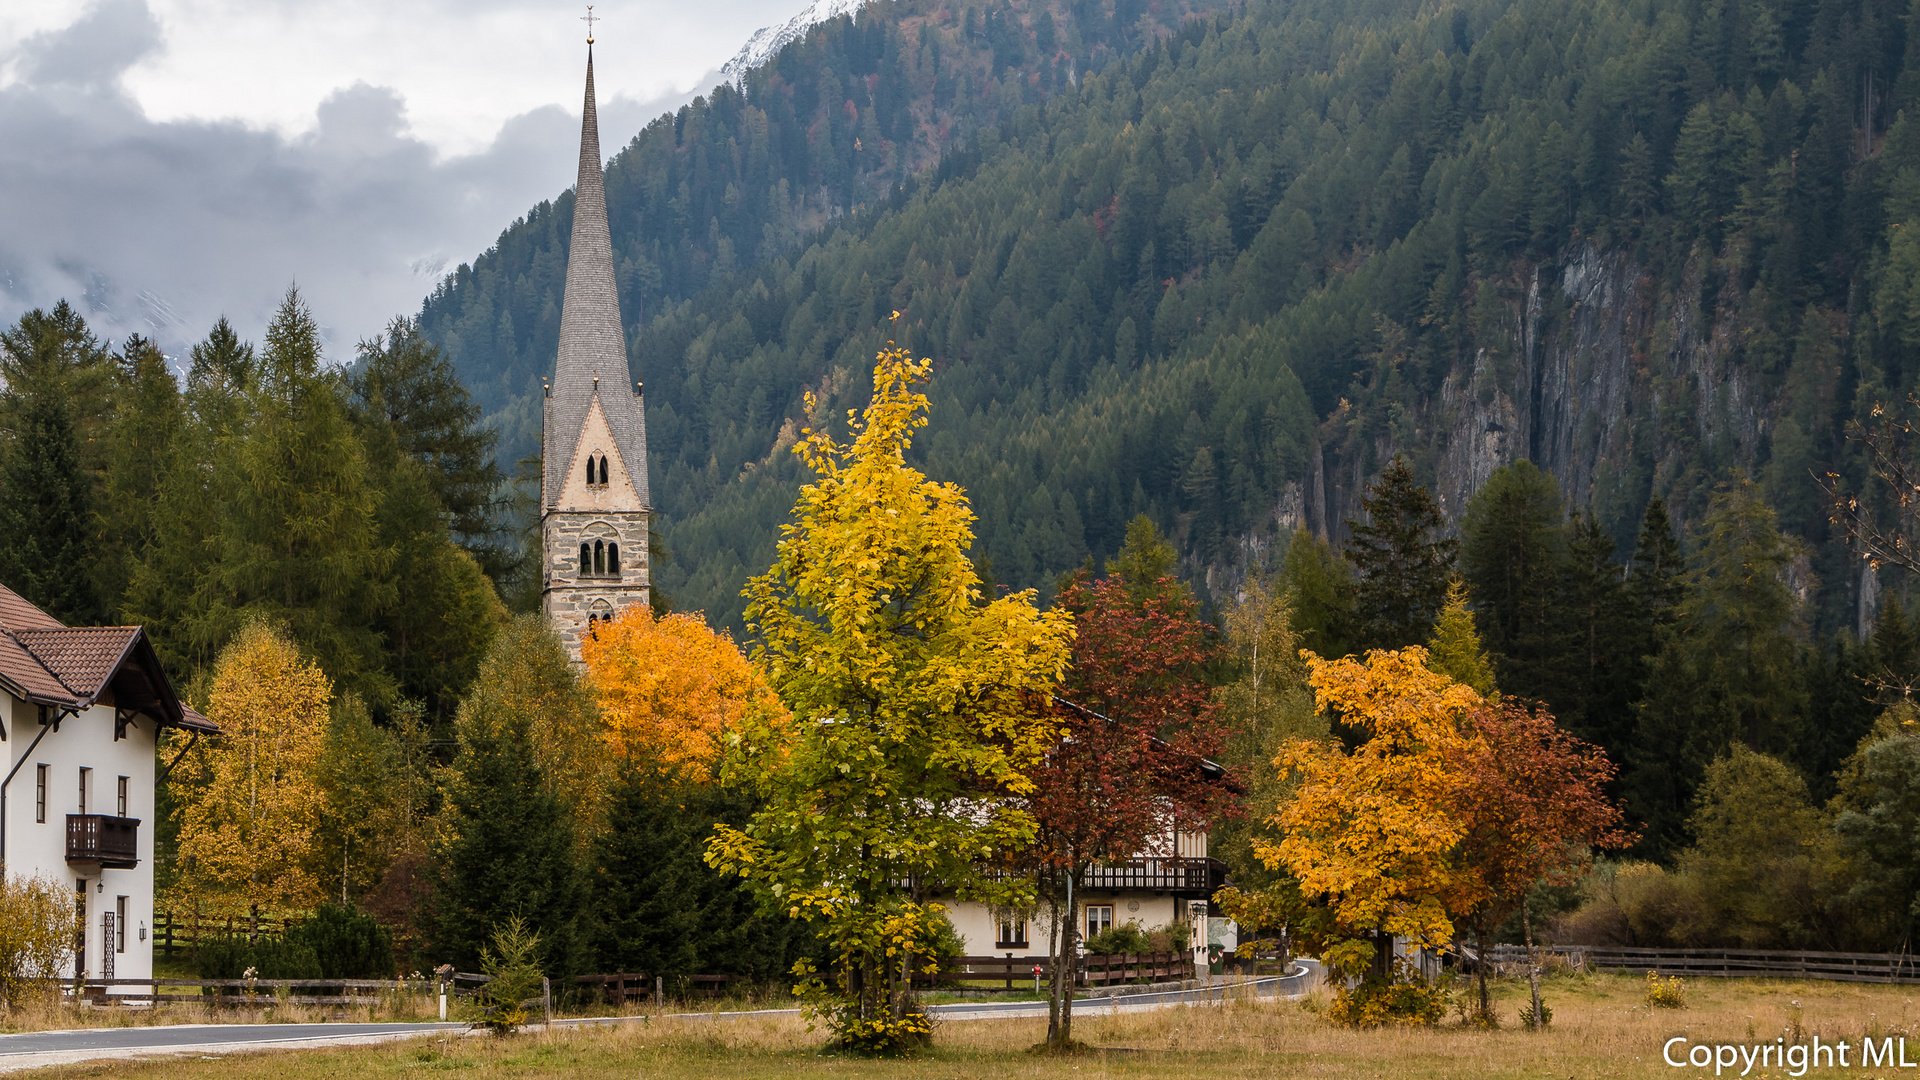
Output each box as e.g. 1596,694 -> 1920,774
720,0 -> 872,86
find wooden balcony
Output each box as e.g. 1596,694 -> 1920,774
67,814 -> 139,870
1080,857 -> 1227,897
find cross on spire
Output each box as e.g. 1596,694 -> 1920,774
581,5 -> 598,43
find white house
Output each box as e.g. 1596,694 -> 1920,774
940,824 -> 1228,970
0,585 -> 216,992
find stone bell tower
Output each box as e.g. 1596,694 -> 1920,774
542,37 -> 650,660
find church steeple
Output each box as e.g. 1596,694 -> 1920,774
542,38 -> 651,659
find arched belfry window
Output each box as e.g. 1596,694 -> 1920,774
598,456 -> 609,486
579,543 -> 591,575
593,539 -> 605,575
585,455 -> 594,485
607,542 -> 620,575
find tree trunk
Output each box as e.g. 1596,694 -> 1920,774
1044,888 -> 1064,1043
1051,869 -> 1079,1049
1476,928 -> 1491,1021
1523,903 -> 1544,1029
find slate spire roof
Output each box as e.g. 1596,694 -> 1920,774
546,45 -> 650,507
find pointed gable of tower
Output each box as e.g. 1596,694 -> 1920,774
544,46 -> 649,509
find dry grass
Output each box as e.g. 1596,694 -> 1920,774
16,972 -> 1920,1078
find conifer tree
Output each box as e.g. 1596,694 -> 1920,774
1282,526 -> 1359,659
0,303 -> 111,624
432,619 -> 590,975
1461,460 -> 1566,703
99,335 -> 184,617
1558,511 -> 1639,751
1425,579 -> 1496,695
1346,456 -> 1455,649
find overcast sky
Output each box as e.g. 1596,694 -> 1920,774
0,0 -> 804,360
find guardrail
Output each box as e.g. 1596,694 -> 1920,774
1481,944 -> 1920,985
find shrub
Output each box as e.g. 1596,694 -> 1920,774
285,904 -> 395,979
1326,965 -> 1449,1027
1519,998 -> 1553,1029
195,937 -> 323,981
0,873 -> 70,1011
1646,971 -> 1687,1009
1083,924 -> 1152,955
475,917 -> 545,1035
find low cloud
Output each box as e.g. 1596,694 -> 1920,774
0,0 -> 714,359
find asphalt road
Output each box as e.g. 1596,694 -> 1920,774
0,970 -> 1312,1072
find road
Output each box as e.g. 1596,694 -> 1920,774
0,969 -> 1313,1072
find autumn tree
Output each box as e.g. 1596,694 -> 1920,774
1425,579 -> 1496,695
1263,647 -> 1482,1021
170,620 -> 333,915
582,607 -> 786,780
1451,700 -> 1632,1024
1027,540 -> 1233,1048
708,337 -> 1073,1054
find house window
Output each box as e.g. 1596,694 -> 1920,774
116,896 -> 127,953
1085,905 -> 1114,942
996,920 -> 1028,949
35,764 -> 47,823
78,768 -> 90,815
117,776 -> 128,817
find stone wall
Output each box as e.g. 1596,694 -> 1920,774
541,508 -> 651,660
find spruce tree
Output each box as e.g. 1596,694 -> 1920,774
1346,456 -> 1455,649
1282,526 -> 1359,660
433,621 -> 589,975
0,368 -> 101,624
99,335 -> 184,618
1460,460 -> 1566,703
348,320 -> 504,574
1425,579 -> 1495,695
1558,511 -> 1640,752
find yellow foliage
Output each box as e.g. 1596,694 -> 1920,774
1263,647 -> 1484,970
170,621 -> 333,914
0,872 -> 72,1010
582,607 -> 787,780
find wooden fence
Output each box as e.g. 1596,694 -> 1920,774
154,911 -> 300,956
1481,944 -> 1920,985
573,973 -> 741,1004
910,952 -> 1194,991
71,977 -> 435,1007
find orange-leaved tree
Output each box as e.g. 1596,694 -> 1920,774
1264,646 -> 1483,1020
1452,698 -> 1633,1024
582,607 -> 786,780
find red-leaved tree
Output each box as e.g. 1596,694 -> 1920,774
1022,563 -> 1234,1049
1452,699 -> 1635,1023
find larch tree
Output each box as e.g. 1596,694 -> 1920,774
1425,579 -> 1496,695
707,334 -> 1073,1054
170,620 -> 333,915
582,607 -> 787,781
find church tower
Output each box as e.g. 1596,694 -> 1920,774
542,40 -> 650,660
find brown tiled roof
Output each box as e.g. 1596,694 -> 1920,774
12,628 -> 142,698
0,584 -> 216,733
0,588 -> 64,632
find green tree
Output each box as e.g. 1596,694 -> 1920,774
1461,461 -> 1567,704
348,319 -> 505,574
1833,718 -> 1920,950
1628,479 -> 1806,855
708,341 -> 1072,1053
99,335 -> 185,617
1558,512 -> 1640,751
0,303 -> 112,624
1282,527 -> 1359,659
210,289 -> 396,706
432,620 -> 589,975
1680,746 -> 1839,948
1346,457 -> 1455,649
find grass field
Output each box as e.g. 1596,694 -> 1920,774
21,972 -> 1920,1079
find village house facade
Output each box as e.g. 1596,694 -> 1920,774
0,586 -> 216,993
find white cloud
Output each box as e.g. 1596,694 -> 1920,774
0,0 -> 808,355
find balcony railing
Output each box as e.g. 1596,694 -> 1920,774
67,814 -> 139,870
1080,857 -> 1227,895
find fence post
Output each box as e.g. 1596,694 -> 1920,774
1005,952 -> 1013,992
655,975 -> 663,1011
542,977 -> 552,1027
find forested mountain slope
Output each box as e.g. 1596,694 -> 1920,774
424,0 -> 1915,633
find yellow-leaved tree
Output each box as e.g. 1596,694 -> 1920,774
170,620 -> 332,915
582,608 -> 786,780
707,333 -> 1074,1054
1265,646 -> 1484,1022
